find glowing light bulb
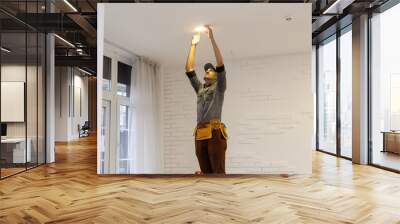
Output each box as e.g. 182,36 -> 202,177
194,26 -> 207,33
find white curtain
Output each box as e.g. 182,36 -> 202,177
130,56 -> 161,173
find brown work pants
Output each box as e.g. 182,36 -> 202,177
195,129 -> 227,174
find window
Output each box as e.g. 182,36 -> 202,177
339,28 -> 352,158
117,62 -> 132,97
317,28 -> 353,159
103,56 -> 112,91
390,75 -> 400,130
100,53 -> 135,174
118,105 -> 130,173
100,100 -> 111,174
370,4 -> 400,171
317,36 -> 337,154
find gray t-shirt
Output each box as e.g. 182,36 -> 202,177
186,65 -> 226,124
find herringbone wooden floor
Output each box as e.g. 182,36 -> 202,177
1,135 -> 400,224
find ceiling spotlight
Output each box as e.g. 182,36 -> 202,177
194,26 -> 207,33
78,67 -> 92,76
54,34 -> 75,48
322,0 -> 353,15
285,16 -> 292,22
63,0 -> 78,12
1,47 -> 11,53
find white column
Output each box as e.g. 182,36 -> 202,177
352,14 -> 369,164
46,32 -> 55,163
97,4 -> 105,174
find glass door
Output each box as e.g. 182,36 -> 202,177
0,2 -> 47,179
317,35 -> 337,155
1,31 -> 28,178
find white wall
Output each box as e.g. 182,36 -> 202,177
1,65 -> 36,138
55,67 -> 89,141
161,53 -> 313,174
71,73 -> 89,138
55,67 -> 69,141
1,65 -> 27,139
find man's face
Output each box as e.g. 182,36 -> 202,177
204,68 -> 217,85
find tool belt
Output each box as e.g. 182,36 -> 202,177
193,119 -> 228,140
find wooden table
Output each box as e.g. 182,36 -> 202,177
382,131 -> 400,154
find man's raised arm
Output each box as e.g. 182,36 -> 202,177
185,32 -> 200,72
206,25 -> 223,67
185,33 -> 202,93
206,25 -> 226,92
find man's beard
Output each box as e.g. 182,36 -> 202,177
204,78 -> 216,86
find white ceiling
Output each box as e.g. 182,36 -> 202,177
102,3 -> 311,68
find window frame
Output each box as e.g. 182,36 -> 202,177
368,1 -> 400,173
315,24 -> 353,161
100,44 -> 136,174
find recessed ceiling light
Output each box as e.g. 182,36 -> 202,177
63,0 -> 78,12
54,34 -> 75,48
1,47 -> 11,53
78,67 -> 92,76
322,0 -> 352,14
285,16 -> 292,22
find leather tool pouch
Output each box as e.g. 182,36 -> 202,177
220,124 -> 228,140
194,125 -> 212,140
194,122 -> 228,140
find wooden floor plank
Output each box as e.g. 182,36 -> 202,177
1,135 -> 400,223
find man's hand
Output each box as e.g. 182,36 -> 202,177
206,25 -> 223,67
186,33 -> 199,72
205,25 -> 214,40
192,32 -> 201,45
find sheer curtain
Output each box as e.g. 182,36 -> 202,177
130,56 -> 161,173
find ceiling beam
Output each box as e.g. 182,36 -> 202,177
322,0 -> 355,14
67,13 -> 97,40
55,55 -> 96,72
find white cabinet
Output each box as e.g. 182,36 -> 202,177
1,138 -> 32,163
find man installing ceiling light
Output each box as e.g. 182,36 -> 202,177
185,25 -> 228,174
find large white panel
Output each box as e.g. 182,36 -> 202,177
1,82 -> 25,122
99,3 -> 313,174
